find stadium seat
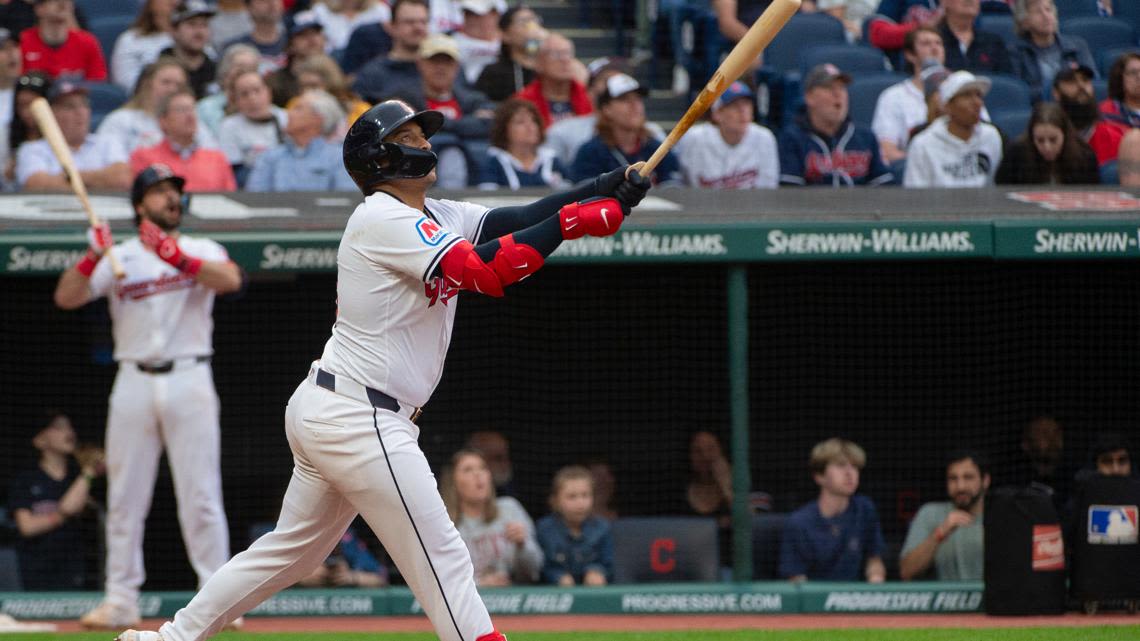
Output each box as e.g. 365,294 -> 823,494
751,513 -> 786,580
983,74 -> 1033,112
978,14 -> 1016,45
1099,159 -> 1118,185
1115,1 -> 1140,32
798,44 -> 893,77
75,0 -> 139,20
847,72 -> 908,129
88,15 -> 134,62
1097,46 -> 1140,78
762,13 -> 846,73
0,547 -> 21,591
677,7 -> 729,96
980,0 -> 1012,14
1093,77 -> 1108,103
989,108 -> 1032,140
1053,0 -> 1099,20
87,82 -> 129,130
1060,17 -> 1137,56
611,516 -> 720,583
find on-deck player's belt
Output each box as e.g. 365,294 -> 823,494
310,366 -> 423,423
135,355 -> 211,374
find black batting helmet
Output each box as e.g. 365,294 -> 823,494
131,164 -> 185,207
343,100 -> 445,194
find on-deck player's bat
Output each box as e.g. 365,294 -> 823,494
29,96 -> 125,279
635,0 -> 801,179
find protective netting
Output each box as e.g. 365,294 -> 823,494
2,261 -> 1139,589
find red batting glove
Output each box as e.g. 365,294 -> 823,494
558,197 -> 625,240
75,222 -> 113,277
139,218 -> 202,276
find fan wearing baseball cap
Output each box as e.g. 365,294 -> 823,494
1051,61 -> 1126,166
778,63 -> 894,187
452,0 -> 506,86
675,81 -> 778,188
569,72 -> 682,185
903,70 -> 1003,187
15,79 -> 132,191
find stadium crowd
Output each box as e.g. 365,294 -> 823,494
0,0 -> 1137,197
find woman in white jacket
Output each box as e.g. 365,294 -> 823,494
111,0 -> 177,92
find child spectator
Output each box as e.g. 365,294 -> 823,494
478,98 -> 569,190
779,438 -> 886,582
535,465 -> 614,586
8,410 -> 104,590
440,448 -> 543,586
996,101 -> 1099,184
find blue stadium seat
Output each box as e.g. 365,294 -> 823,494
983,74 -> 1033,111
87,82 -> 129,130
612,517 -> 720,583
1097,46 -> 1140,78
1099,159 -> 1118,185
1061,17 -> 1137,56
75,0 -> 139,20
980,0 -> 1012,14
1115,1 -> 1140,32
989,108 -> 1032,140
1093,77 -> 1108,102
847,72 -> 907,129
88,15 -> 134,61
1053,0 -> 1099,20
763,13 -> 846,72
798,44 -> 893,77
978,14 -> 1017,45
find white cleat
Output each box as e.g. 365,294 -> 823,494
114,630 -> 162,641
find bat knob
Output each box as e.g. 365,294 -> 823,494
626,162 -> 646,179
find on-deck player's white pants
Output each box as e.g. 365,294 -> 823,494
104,362 -> 230,609
158,369 -> 495,641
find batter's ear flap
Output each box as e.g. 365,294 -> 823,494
375,142 -> 406,178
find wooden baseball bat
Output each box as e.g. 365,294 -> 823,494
29,96 -> 125,279
636,0 -> 801,178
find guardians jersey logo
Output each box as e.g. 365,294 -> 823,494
425,277 -> 458,307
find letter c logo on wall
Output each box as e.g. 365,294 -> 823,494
650,538 -> 676,573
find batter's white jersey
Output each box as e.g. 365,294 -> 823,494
89,236 -> 230,363
318,191 -> 488,408
676,122 -> 779,189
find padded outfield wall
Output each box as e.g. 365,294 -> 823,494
2,188 -> 1139,595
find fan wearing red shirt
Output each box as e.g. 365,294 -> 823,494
20,0 -> 107,81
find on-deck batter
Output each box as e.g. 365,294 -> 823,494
114,100 -> 650,641
53,164 -> 245,629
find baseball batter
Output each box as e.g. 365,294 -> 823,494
115,100 -> 649,641
53,165 -> 245,630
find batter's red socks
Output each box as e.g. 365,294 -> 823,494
476,630 -> 507,641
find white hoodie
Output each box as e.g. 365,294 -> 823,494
904,116 -> 1003,188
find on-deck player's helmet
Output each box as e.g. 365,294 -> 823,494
131,164 -> 186,207
130,164 -> 189,225
342,100 -> 445,194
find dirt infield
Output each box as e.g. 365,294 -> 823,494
40,613 -> 1140,634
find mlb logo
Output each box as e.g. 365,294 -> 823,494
416,217 -> 448,246
1032,524 -> 1065,571
1088,505 -> 1139,545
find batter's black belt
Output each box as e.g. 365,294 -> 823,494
314,368 -> 423,423
135,355 -> 211,374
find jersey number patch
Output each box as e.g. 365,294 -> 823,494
416,217 -> 448,246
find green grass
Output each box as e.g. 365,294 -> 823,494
17,628 -> 1140,641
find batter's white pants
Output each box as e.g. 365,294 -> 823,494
158,370 -> 495,641
103,362 -> 230,610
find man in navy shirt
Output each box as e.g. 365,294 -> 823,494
779,438 -> 886,582
778,64 -> 894,187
